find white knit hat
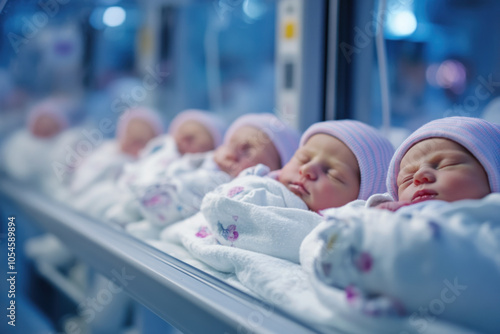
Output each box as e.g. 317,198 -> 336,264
116,107 -> 164,140
387,116 -> 500,200
300,120 -> 395,200
168,109 -> 227,148
224,113 -> 300,167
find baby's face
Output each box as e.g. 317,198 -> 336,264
32,114 -> 61,138
173,120 -> 215,155
397,138 -> 491,203
279,134 -> 360,212
120,118 -> 157,157
214,126 -> 281,177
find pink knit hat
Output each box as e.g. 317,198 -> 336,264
168,109 -> 227,148
387,116 -> 500,200
116,107 -> 164,140
27,97 -> 73,133
224,113 -> 300,167
300,120 -> 395,200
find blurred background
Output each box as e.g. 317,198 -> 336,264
0,0 -> 499,138
1,0 -> 500,333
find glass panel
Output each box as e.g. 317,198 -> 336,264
0,0 -> 277,132
0,1 -> 279,333
370,0 -> 500,131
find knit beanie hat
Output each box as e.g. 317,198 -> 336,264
223,113 -> 300,167
27,97 -> 74,133
387,116 -> 500,199
168,109 -> 227,148
116,107 -> 164,141
300,120 -> 395,200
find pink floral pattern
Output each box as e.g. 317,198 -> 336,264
354,252 -> 373,273
217,222 -> 239,242
227,186 -> 244,198
196,226 -> 211,238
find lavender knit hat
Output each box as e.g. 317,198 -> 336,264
300,120 -> 395,200
387,116 -> 500,200
168,109 -> 227,148
224,113 -> 300,167
117,107 -> 164,140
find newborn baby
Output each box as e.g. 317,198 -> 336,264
192,120 -> 394,262
67,107 -> 163,215
1,95 -> 83,193
118,109 -> 227,191
123,113 -> 300,238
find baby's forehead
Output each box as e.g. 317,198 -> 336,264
228,125 -> 267,142
400,137 -> 471,165
176,119 -> 206,133
302,133 -> 348,152
126,118 -> 156,134
35,113 -> 59,123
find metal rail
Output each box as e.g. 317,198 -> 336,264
0,177 -> 326,334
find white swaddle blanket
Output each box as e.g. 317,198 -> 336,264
103,135 -> 181,225
69,140 -> 133,195
1,127 -> 86,198
123,152 -> 231,238
155,211 -> 471,333
301,193 -> 500,334
199,165 -> 322,263
119,135 -> 180,188
133,152 -> 231,226
67,140 -> 134,215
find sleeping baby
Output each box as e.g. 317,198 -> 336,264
160,120 -> 395,264
1,95 -> 83,194
67,107 -> 163,215
301,116 -> 500,333
122,113 -> 300,238
105,109 -> 227,222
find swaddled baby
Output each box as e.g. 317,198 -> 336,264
105,110 -> 227,222
161,120 -> 394,264
125,113 -> 300,238
67,107 -> 163,214
1,95 -> 83,194
302,117 -> 500,333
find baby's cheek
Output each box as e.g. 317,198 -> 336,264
34,122 -> 59,138
121,141 -> 139,157
397,187 -> 411,202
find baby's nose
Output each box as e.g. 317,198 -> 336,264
413,167 -> 436,185
299,162 -> 319,180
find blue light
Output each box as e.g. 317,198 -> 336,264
243,0 -> 267,20
386,10 -> 417,37
103,6 -> 126,27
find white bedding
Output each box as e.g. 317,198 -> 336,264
301,193 -> 500,334
146,211 -> 479,334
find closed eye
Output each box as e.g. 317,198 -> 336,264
328,170 -> 345,183
398,174 -> 413,187
239,142 -> 254,157
438,159 -> 461,169
296,153 -> 309,164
